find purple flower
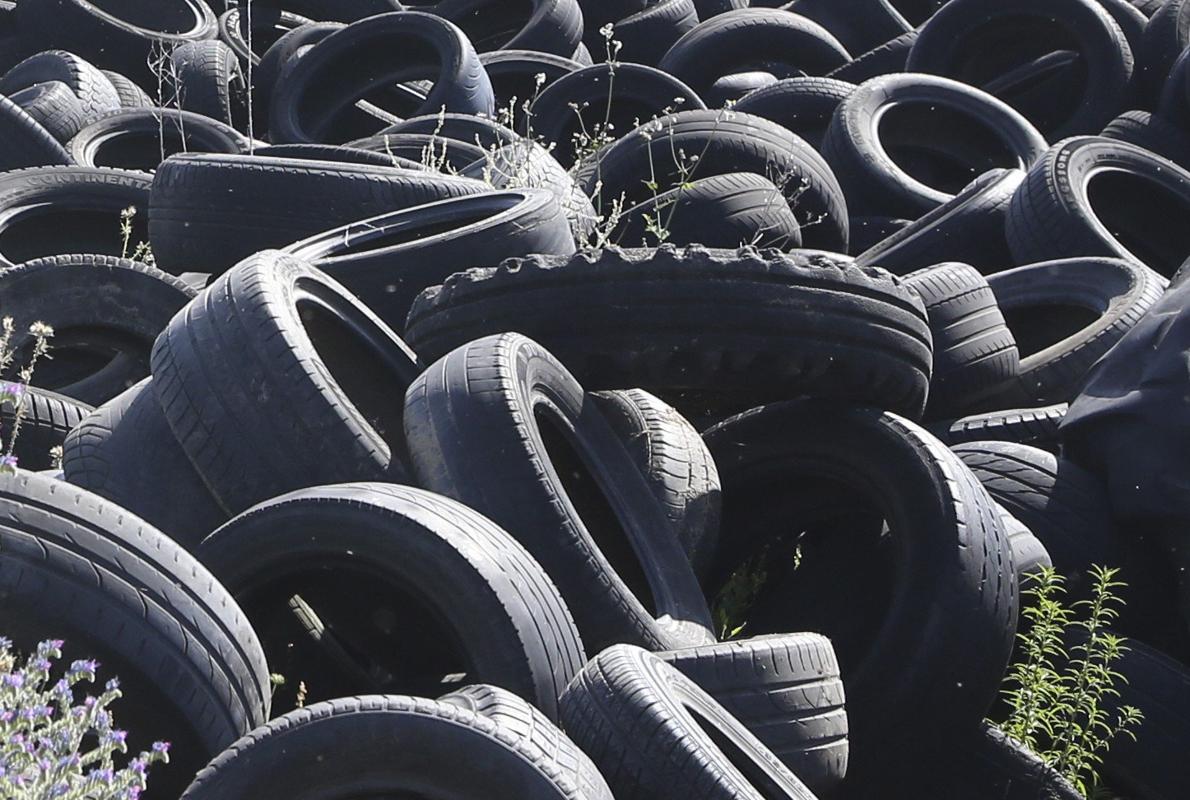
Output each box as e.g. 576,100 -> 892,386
68,660 -> 98,678
2,673 -> 23,689
0,382 -> 26,400
106,730 -> 128,747
152,742 -> 170,754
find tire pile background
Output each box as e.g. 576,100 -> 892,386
0,0 -> 1187,797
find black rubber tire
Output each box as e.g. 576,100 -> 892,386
527,62 -> 705,167
702,402 -> 1017,784
783,0 -> 913,56
0,166 -> 152,266
478,48 -> 581,128
582,110 -> 849,251
705,71 -> 782,108
251,142 -> 411,166
344,130 -> 488,171
1101,638 -> 1190,800
151,250 -> 421,515
168,39 -> 247,128
283,189 -> 577,334
102,69 -> 154,108
733,76 -> 856,151
0,469 -> 269,800
15,0 -> 219,87
197,483 -> 586,719
218,7 -> 313,67
855,168 -> 1024,274
63,377 -> 225,551
432,0 -> 584,57
1008,136 -> 1190,277
559,644 -> 818,800
9,80 -> 87,143
379,110 -> 520,151
0,254 -> 195,405
0,385 -> 91,472
922,721 -> 1083,799
999,506 -> 1055,585
68,107 -> 248,170
0,49 -> 121,122
1103,108 -> 1190,170
658,9 -> 852,100
404,332 -> 716,652
269,11 -> 495,144
846,215 -> 911,255
404,246 -> 933,420
1137,0 -> 1190,105
827,30 -> 917,84
929,403 -> 1067,452
438,684 -> 614,800
822,73 -> 1047,219
693,0 -> 751,16
249,20 -> 343,134
951,440 -> 1124,592
903,262 -> 1020,419
0,93 -> 72,172
983,257 -> 1166,404
589,388 -> 721,581
180,694 -> 606,799
611,0 -> 701,68
906,0 -> 1133,139
615,172 -> 803,249
148,152 -> 486,274
657,634 -> 848,795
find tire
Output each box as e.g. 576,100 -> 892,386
999,506 -> 1054,585
68,107 -> 249,171
983,257 -> 1166,404
658,9 -> 852,100
250,21 -> 343,134
0,166 -> 152,266
168,39 -> 247,128
432,0 -> 584,57
702,402 -> 1017,783
846,216 -> 911,255
928,403 -> 1067,451
197,483 -> 586,720
582,110 -> 849,251
345,130 -> 489,171
0,254 -> 195,405
218,7 -> 313,67
0,469 -> 269,800
439,684 -> 614,800
1137,0 -> 1190,105
822,73 -> 1047,219
611,0 -> 701,67
404,246 -> 933,419
907,0 -> 1133,139
527,62 -> 705,167
615,172 -> 802,249
283,189 -> 577,334
0,92 -> 71,172
657,634 -> 848,795
63,378 -> 225,551
15,0 -> 219,86
855,168 -> 1024,274
459,139 -> 598,239
252,142 -> 411,167
151,250 -> 421,515
733,77 -> 856,151
589,388 -> 721,581
9,80 -> 87,143
404,333 -> 716,652
0,49 -> 121,122
147,152 -> 486,274
380,110 -> 520,151
181,694 -> 607,799
478,48 -> 581,128
923,721 -> 1083,799
827,30 -> 917,84
1102,109 -> 1190,170
1008,136 -> 1190,277
269,11 -> 495,144
951,441 -> 1124,592
704,71 -> 782,108
903,262 -> 1020,419
559,644 -> 818,800
1100,639 -> 1190,800
102,69 -> 153,108
1,385 -> 92,472
783,0 -> 913,56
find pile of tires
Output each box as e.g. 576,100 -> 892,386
0,0 -> 1185,798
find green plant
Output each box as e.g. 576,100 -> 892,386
0,316 -> 53,474
995,566 -> 1143,797
119,206 -> 155,266
0,638 -> 169,799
